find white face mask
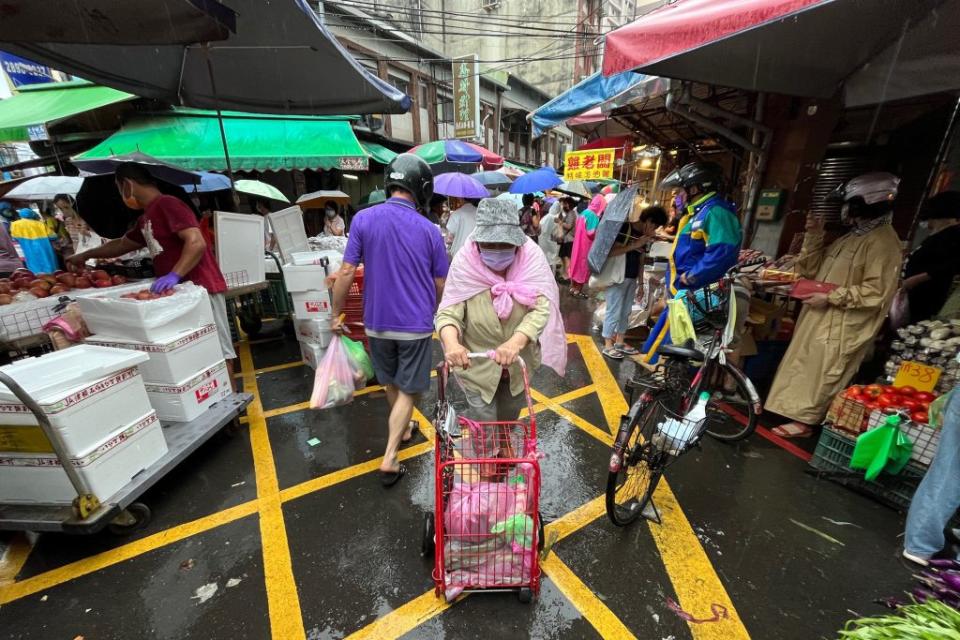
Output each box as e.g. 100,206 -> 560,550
325,208 -> 336,219
919,220 -> 929,230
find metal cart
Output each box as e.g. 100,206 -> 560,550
0,369 -> 252,535
228,251 -> 292,340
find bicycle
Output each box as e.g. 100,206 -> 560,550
605,259 -> 765,526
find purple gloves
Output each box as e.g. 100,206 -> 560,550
151,271 -> 182,293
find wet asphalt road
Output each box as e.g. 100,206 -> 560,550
0,295 -> 921,639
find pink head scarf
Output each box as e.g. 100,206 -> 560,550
439,238 -> 567,376
588,194 -> 607,216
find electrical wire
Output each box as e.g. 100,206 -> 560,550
326,0 -> 593,26
321,8 -> 601,38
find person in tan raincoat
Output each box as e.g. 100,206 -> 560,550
768,173 -> 903,438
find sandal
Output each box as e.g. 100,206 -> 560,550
379,463 -> 407,487
771,422 -> 814,439
602,347 -> 624,360
617,343 -> 640,356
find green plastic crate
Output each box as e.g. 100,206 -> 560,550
809,426 -> 924,510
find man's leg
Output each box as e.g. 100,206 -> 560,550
905,391 -> 960,561
381,386 -> 416,473
382,384 -> 416,442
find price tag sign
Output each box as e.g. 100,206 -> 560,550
893,360 -> 941,392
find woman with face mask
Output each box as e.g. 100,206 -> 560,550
436,198 -> 567,423
323,200 -> 345,237
901,191 -> 960,323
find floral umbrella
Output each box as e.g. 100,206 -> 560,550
409,139 -> 504,174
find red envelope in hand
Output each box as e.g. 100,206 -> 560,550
789,279 -> 838,299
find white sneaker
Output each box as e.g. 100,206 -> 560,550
902,550 -> 930,566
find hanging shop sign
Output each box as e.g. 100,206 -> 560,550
0,52 -> 56,87
563,148 -> 616,180
338,156 -> 369,171
452,54 -> 480,140
893,360 -> 941,393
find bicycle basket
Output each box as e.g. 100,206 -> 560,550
683,283 -> 728,334
648,400 -> 707,460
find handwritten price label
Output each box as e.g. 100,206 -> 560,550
893,360 -> 941,392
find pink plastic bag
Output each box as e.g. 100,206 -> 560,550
444,480 -> 527,539
310,337 -> 358,409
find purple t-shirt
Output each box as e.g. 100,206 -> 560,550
344,198 -> 449,333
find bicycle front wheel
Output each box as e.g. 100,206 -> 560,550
704,362 -> 760,442
606,404 -> 663,527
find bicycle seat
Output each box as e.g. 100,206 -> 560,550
657,340 -> 703,361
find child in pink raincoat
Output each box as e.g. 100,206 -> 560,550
567,194 -> 606,298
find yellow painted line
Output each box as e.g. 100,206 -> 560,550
0,500 -> 258,605
519,384 -> 596,419
280,441 -> 433,503
239,342 -> 306,640
531,389 -> 614,446
541,554 -> 636,640
546,495 -> 605,541
574,335 -> 750,640
254,361 -> 305,376
344,589 -> 453,640
0,533 -> 33,586
574,335 -> 626,433
262,384 -> 384,419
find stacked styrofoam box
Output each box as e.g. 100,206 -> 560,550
0,346 -> 167,504
297,319 -> 331,370
81,284 -> 230,422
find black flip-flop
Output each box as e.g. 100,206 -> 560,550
380,464 -> 407,487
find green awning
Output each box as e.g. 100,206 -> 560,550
76,109 -> 369,172
360,141 -> 397,165
0,80 -> 134,142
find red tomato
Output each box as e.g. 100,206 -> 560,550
896,385 -> 917,396
864,384 -> 885,399
911,410 -> 929,424
864,401 -> 881,412
877,393 -> 901,409
901,399 -> 921,412
915,391 -> 936,403
845,386 -> 864,400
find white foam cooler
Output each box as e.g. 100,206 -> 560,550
291,290 -> 332,321
78,283 -> 215,343
0,411 -> 167,504
300,340 -> 325,370
85,324 -> 223,384
296,318 -> 333,348
144,360 -> 232,422
0,346 -> 153,455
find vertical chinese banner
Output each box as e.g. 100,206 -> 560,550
452,54 -> 480,140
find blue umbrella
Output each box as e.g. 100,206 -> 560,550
434,172 -> 489,199
184,172 -> 232,193
508,167 -> 562,194
474,171 -> 513,188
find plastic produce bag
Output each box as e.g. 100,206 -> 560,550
850,415 -> 913,481
667,297 -> 697,345
310,337 -> 360,409
342,336 -> 374,382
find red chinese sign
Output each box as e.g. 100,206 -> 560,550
563,148 -> 616,180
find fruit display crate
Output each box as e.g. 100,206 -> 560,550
808,426 -> 925,510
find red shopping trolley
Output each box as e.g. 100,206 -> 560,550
421,352 -> 543,603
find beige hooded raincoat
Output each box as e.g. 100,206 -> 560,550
766,224 -> 902,424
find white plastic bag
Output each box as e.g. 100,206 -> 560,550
310,336 -> 360,409
588,253 -> 625,291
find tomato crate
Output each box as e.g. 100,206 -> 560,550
809,426 -> 925,510
865,410 -> 942,467
824,395 -> 870,435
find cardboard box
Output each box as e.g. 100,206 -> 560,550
825,393 -> 869,435
0,411 -> 167,504
300,340 -> 325,370
144,360 -> 231,422
296,319 -> 333,348
86,324 -> 224,384
78,283 -> 215,343
291,290 -> 332,321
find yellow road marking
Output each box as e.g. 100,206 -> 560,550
575,335 -> 749,640
520,384 -> 596,418
0,500 -> 258,605
531,389 -> 614,446
541,554 -> 636,640
0,534 -> 33,586
344,589 -> 453,640
240,342 -> 306,640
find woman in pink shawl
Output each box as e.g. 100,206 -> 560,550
436,198 -> 566,423
567,194 -> 606,298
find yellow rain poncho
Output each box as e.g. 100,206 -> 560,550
766,223 -> 902,424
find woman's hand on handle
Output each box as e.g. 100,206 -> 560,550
494,333 -> 529,367
444,342 -> 470,369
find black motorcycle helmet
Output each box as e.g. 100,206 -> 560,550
384,153 -> 433,208
659,161 -> 724,193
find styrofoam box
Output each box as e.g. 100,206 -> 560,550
144,360 -> 231,422
291,290 -> 332,321
300,340 -> 325,370
85,324 -> 223,384
78,283 -> 215,343
282,263 -> 329,293
296,318 -> 333,348
215,211 -> 265,288
291,250 -> 342,269
0,411 -> 167,505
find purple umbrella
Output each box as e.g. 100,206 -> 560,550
434,172 -> 490,199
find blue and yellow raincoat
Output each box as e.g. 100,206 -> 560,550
640,192 -> 742,363
10,209 -> 57,274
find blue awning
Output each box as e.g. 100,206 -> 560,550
530,71 -> 652,138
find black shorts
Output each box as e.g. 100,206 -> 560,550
559,242 -> 574,258
368,336 -> 433,395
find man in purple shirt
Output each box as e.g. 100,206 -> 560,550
331,154 -> 448,487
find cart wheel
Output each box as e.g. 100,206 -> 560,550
108,502 -> 152,536
238,313 -> 262,337
518,587 -> 533,604
421,512 -> 435,557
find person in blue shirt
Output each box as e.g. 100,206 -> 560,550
639,162 -> 742,365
